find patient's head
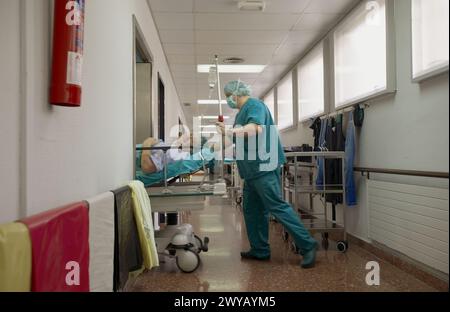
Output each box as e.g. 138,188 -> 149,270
142,137 -> 159,148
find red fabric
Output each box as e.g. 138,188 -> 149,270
20,202 -> 90,292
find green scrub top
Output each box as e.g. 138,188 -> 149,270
233,98 -> 286,180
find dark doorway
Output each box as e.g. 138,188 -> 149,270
158,76 -> 165,141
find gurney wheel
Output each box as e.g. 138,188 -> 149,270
337,241 -> 348,253
176,249 -> 200,273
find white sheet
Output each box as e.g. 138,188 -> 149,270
87,192 -> 115,292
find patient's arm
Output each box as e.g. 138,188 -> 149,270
141,137 -> 159,174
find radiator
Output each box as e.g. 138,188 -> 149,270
368,180 -> 449,274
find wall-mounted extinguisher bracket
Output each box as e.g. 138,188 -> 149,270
50,0 -> 85,107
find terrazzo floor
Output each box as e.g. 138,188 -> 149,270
129,197 -> 440,292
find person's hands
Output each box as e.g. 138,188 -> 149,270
216,122 -> 226,135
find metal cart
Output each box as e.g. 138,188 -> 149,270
282,151 -> 348,253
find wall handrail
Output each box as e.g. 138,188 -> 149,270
354,167 -> 449,179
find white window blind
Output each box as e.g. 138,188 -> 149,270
277,73 -> 294,130
334,0 -> 388,108
263,89 -> 275,120
412,0 -> 449,81
298,42 -> 325,121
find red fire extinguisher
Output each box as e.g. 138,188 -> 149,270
50,0 -> 85,107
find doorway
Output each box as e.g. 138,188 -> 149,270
133,16 -> 153,177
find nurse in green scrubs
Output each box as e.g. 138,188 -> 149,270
216,80 -> 318,269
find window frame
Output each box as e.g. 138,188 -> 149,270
332,0 -> 396,109
410,0 -> 449,83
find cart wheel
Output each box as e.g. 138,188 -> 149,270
236,196 -> 242,205
194,235 -> 203,253
176,250 -> 201,273
337,241 -> 348,253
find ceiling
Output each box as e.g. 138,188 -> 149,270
147,0 -> 359,127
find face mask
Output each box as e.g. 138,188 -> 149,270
227,80 -> 241,109
227,95 -> 238,109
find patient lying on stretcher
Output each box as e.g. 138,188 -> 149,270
140,134 -> 219,173
140,135 -> 192,174
136,134 -> 220,185
136,134 -> 231,187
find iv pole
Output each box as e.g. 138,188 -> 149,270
214,55 -> 226,183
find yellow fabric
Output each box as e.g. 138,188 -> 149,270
0,222 -> 32,292
129,181 -> 159,270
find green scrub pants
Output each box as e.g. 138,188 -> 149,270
242,169 -> 316,257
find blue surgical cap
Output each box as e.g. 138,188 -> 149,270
224,80 -> 252,97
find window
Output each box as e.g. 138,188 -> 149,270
263,89 -> 275,120
298,42 -> 325,121
334,0 -> 391,108
412,0 -> 449,81
277,73 -> 294,130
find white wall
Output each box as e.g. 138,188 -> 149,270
0,0 -> 21,223
0,0 -> 185,222
280,0 -> 449,242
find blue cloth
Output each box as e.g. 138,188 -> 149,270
243,169 -> 317,257
345,114 -> 357,206
136,146 -> 215,187
233,98 -> 286,180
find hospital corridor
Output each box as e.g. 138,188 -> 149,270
0,0 -> 449,299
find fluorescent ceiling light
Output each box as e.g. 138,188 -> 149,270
197,64 -> 266,74
198,100 -> 227,105
197,116 -> 230,120
200,125 -> 217,129
238,1 -> 266,11
200,131 -> 218,135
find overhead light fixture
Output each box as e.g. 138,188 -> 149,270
200,131 -> 218,135
200,125 -> 217,129
198,100 -> 227,105
197,116 -> 230,120
238,1 -> 266,12
197,64 -> 266,74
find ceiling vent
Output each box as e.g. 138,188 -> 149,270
238,1 -> 266,12
223,57 -> 245,64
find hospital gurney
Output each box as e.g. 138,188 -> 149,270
136,145 -> 227,273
